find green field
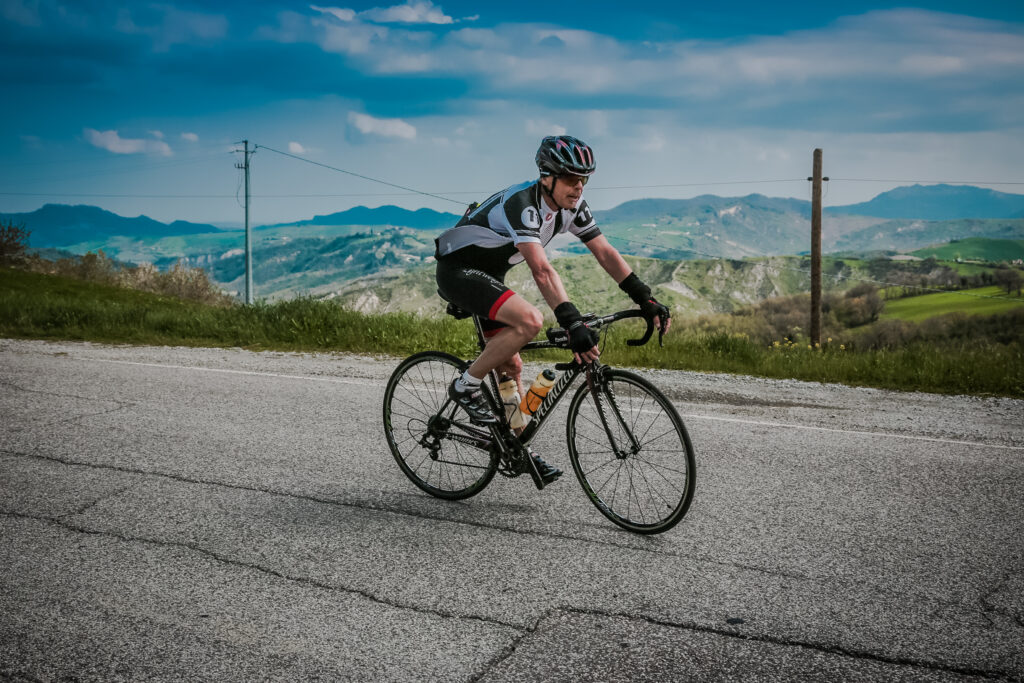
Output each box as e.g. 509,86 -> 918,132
910,238 -> 1024,263
880,286 -> 1024,323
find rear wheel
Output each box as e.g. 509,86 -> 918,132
566,369 -> 696,534
383,351 -> 499,500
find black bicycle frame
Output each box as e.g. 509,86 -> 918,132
471,315 -> 633,451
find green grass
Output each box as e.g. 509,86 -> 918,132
880,286 -> 1024,323
911,238 -> 1024,263
2,267 -> 1022,397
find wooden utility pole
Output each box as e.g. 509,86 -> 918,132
235,140 -> 254,304
808,149 -> 827,347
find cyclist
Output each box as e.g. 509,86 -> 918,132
435,134 -> 670,483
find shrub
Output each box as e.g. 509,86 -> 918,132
825,283 -> 884,328
0,220 -> 31,263
17,251 -> 233,307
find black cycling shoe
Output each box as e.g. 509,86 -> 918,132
531,451 -> 562,484
448,378 -> 498,425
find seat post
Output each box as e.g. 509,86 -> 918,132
470,314 -> 488,352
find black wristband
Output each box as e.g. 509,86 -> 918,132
553,301 -> 581,329
618,272 -> 652,305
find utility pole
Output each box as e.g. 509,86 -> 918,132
807,149 -> 828,347
234,140 -> 254,304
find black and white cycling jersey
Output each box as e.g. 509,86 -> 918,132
435,179 -> 601,274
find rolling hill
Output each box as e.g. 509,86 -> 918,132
5,183 -> 1024,301
909,238 -> 1024,263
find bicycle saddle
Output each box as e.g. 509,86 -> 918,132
437,289 -> 472,320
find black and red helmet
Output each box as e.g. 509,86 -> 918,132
536,135 -> 596,177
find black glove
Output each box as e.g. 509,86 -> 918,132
619,273 -> 670,327
554,302 -> 599,354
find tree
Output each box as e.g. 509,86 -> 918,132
0,220 -> 30,263
993,267 -> 1022,296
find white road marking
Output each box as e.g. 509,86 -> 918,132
79,356 -> 1024,452
679,413 -> 1024,451
80,357 -> 381,388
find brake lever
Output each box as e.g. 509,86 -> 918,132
658,311 -> 669,348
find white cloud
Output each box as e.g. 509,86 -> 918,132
181,132 -> 199,142
312,15 -> 389,55
361,1 -> 453,25
310,5 -> 356,22
84,129 -> 172,156
288,141 -> 307,153
525,120 -> 566,137
149,130 -> 165,139
348,112 -> 417,139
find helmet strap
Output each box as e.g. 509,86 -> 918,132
540,175 -> 560,210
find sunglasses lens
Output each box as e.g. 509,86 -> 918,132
562,175 -> 588,186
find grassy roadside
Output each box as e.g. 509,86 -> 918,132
2,267 -> 1021,397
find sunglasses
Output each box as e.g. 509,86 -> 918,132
558,174 -> 589,187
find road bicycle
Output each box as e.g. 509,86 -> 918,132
382,301 -> 696,534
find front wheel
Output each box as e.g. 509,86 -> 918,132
566,369 -> 696,534
383,351 -> 499,500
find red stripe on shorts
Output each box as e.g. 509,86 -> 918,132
488,289 -> 515,321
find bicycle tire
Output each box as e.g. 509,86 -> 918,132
566,369 -> 696,534
383,351 -> 499,500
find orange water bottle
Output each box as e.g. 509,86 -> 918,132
518,369 -> 556,425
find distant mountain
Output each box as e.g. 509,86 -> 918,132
263,205 -> 461,231
596,194 -> 811,223
830,184 -> 1024,220
0,204 -> 224,247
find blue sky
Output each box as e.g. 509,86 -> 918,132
2,0 -> 1023,225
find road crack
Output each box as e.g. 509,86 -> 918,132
0,448 -> 821,584
2,447 -> 1018,633
58,484 -> 138,520
474,606 -> 1020,682
0,379 -> 134,432
3,510 -> 526,636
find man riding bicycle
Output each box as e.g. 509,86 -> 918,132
435,135 -> 670,483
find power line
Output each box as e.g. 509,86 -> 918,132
0,192 -> 237,199
593,179 -> 806,190
11,152 -> 230,187
254,144 -> 467,206
830,178 -> 1024,186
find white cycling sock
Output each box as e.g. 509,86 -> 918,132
454,371 -> 482,393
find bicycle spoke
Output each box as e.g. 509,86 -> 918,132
568,369 -> 695,534
633,458 -> 676,513
384,353 -> 497,500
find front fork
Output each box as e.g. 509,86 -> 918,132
585,363 -> 641,458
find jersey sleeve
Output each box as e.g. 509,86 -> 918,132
569,199 -> 601,243
499,186 -> 543,245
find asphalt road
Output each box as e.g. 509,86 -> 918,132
1,338 -> 1022,682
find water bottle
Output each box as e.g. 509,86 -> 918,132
497,377 -> 524,429
518,369 -> 556,425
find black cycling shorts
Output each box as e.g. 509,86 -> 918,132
435,254 -> 515,337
